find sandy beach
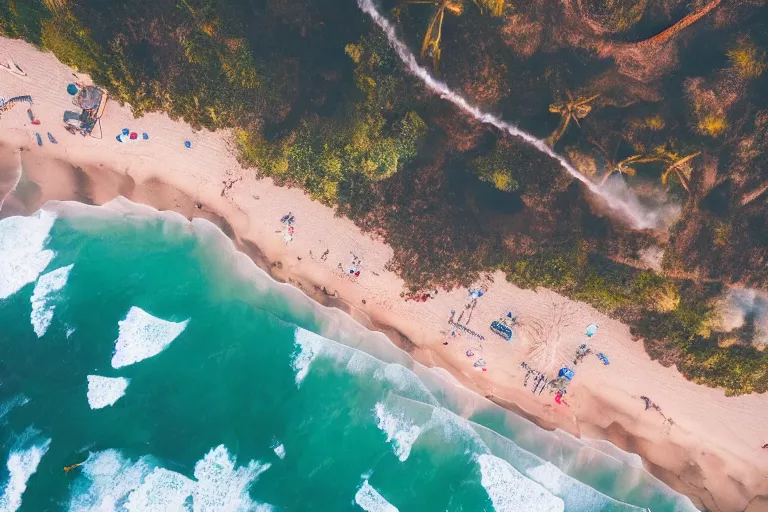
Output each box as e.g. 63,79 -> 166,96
2,36 -> 768,511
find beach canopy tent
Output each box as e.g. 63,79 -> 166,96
67,85 -> 108,137
490,321 -> 513,342
558,367 -> 575,380
586,323 -> 599,337
74,86 -> 103,110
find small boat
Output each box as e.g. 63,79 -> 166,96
35,132 -> 42,146
47,132 -> 57,144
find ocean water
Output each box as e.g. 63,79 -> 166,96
0,198 -> 700,511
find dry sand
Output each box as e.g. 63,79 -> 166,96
2,37 -> 768,511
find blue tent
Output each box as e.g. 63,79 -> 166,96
490,321 -> 513,342
558,367 -> 575,380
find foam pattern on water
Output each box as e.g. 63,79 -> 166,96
69,445 -> 271,511
292,327 -> 326,386
293,328 -> 438,405
525,462 -> 645,512
272,443 -> 285,460
477,454 -> 565,512
111,307 -> 190,368
86,375 -> 130,409
374,402 -> 422,462
30,264 -> 74,337
0,210 -> 56,300
0,438 -> 51,512
354,480 -> 398,512
192,445 -> 271,511
125,467 -> 194,510
0,396 -> 29,425
472,422 -> 647,511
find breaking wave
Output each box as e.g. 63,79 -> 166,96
111,306 -> 190,369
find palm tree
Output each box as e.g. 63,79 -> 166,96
659,151 -> 700,193
546,91 -> 600,146
473,0 -> 506,17
599,154 -> 664,184
635,0 -> 721,49
403,0 -> 465,69
43,0 -> 69,12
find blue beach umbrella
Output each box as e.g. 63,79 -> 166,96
185,140 -> 192,149
67,83 -> 78,96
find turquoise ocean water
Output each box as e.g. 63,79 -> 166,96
0,198 -> 699,511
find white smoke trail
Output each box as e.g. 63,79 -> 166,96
356,0 -> 662,229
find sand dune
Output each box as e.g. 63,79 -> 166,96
1,36 -> 768,511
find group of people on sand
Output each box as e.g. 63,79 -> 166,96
347,253 -> 362,278
520,362 -> 571,405
279,212 -> 296,242
521,363 -> 548,394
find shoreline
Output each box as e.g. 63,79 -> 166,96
2,36 -> 768,511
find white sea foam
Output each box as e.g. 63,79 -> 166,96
86,375 -> 130,409
477,454 -> 564,512
374,402 -> 422,462
192,445 -> 271,511
292,327 -> 326,386
30,264 -> 74,337
526,462 -> 564,495
373,364 -> 439,406
111,306 -> 190,368
0,438 -> 51,512
69,449 -> 153,511
526,461 -> 646,512
69,445 -> 271,512
0,395 -> 29,424
125,468 -> 195,511
292,328 -> 439,405
0,210 -> 56,301
354,480 -> 398,512
272,443 -> 286,460
344,350 -> 380,377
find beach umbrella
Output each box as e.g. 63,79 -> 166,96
129,132 -> 138,140
586,323 -> 599,337
67,84 -> 78,96
185,140 -> 192,149
142,133 -> 149,140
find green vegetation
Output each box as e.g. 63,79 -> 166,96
2,0 -> 767,395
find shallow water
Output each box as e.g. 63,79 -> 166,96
0,199 -> 699,511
